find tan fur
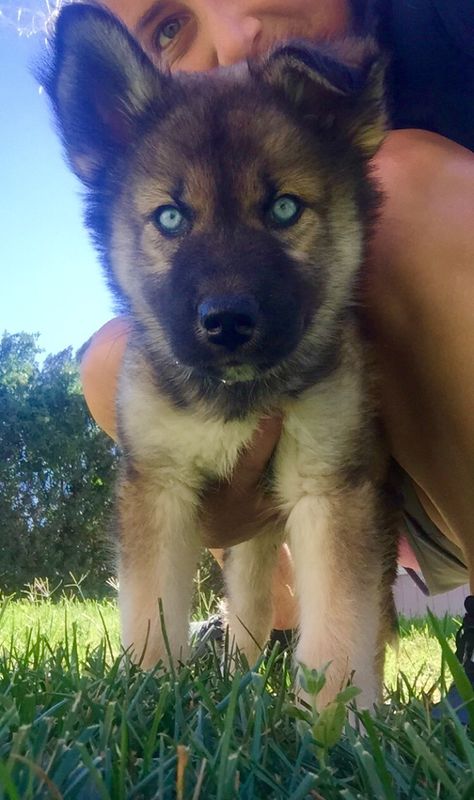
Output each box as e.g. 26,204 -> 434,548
46,9 -> 398,712
116,329 -> 396,709
109,87 -> 396,710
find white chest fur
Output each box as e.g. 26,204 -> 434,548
118,343 -> 366,505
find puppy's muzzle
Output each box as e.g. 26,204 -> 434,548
198,295 -> 259,352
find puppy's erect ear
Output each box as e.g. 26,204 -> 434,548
42,3 -> 170,185
256,38 -> 387,158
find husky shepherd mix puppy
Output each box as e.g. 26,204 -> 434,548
45,3 -> 398,709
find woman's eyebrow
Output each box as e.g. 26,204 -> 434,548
135,1 -> 171,34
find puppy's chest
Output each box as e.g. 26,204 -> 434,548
120,360 -> 366,497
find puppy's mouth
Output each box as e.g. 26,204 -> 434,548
168,319 -> 309,385
218,363 -> 259,384
195,358 -> 263,385
171,354 -> 267,385
164,301 -> 313,385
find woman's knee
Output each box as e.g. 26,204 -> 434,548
365,129 -> 474,342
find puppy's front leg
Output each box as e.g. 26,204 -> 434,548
224,526 -> 284,664
117,470 -> 201,669
288,485 -> 391,710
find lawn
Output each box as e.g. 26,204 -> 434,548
1,591 -> 473,799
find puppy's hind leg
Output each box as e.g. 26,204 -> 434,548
224,526 -> 284,665
117,470 -> 201,670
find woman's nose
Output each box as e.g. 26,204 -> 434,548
211,12 -> 263,66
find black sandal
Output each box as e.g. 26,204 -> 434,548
455,595 -> 474,677
433,595 -> 474,724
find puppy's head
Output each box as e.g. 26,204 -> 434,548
44,3 -> 386,398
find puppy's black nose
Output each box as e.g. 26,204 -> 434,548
198,295 -> 259,350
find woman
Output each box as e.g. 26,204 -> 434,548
80,0 -> 474,670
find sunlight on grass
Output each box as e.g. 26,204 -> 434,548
0,594 -> 458,696
384,617 -> 457,694
0,597 -> 121,661
0,595 -> 472,799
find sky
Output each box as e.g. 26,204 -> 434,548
0,23 -> 114,358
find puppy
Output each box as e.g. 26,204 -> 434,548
44,3 -> 398,709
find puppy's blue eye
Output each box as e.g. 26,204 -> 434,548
152,205 -> 187,236
269,195 -> 302,227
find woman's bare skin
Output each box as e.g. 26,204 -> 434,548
366,129 -> 474,592
80,1 -> 474,628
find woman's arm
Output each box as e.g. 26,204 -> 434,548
367,128 -> 474,588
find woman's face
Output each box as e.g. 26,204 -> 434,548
104,0 -> 350,72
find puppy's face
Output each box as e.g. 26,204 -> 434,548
45,5 -> 385,391
113,89 -> 336,383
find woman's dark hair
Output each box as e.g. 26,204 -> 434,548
350,0 -> 379,35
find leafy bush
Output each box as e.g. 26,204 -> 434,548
0,331 -> 118,596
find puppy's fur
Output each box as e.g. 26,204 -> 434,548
45,4 -> 398,708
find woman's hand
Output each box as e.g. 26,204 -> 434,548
201,415 -> 283,549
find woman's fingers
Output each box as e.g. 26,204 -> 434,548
201,414 -> 283,548
230,415 -> 284,490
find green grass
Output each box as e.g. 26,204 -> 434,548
0,594 -> 473,799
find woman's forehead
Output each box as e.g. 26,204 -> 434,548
102,0 -> 149,29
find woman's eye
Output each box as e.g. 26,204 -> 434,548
269,195 -> 303,228
152,205 -> 188,237
155,17 -> 183,51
